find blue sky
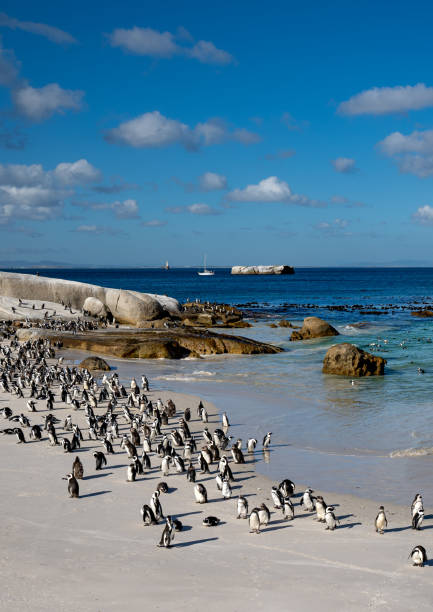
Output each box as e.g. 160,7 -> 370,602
1,0 -> 433,266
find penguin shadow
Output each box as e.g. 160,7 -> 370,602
80,490 -> 111,498
234,475 -> 256,483
84,472 -> 113,480
338,521 -> 362,530
264,522 -> 292,533
386,526 -> 411,533
105,464 -> 128,470
173,537 -> 218,548
175,511 -> 203,518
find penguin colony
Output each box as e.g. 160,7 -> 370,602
0,318 -> 429,566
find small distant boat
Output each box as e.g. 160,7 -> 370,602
198,255 -> 214,276
164,261 -> 170,270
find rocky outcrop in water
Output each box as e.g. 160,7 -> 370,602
322,343 -> 386,376
79,356 -> 111,371
231,265 -> 294,275
17,327 -> 283,360
0,271 -> 181,326
290,316 -> 339,341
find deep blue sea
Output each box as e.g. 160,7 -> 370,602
13,267 -> 433,504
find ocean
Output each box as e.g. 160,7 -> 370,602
16,267 -> 433,504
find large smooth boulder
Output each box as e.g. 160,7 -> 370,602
231,265 -> 294,275
79,356 -> 111,371
83,297 -> 109,318
322,343 -> 386,377
290,316 -> 339,341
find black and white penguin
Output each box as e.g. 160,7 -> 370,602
231,445 -> 245,464
93,451 -> 107,470
203,516 -> 220,527
64,473 -> 79,498
249,508 -> 261,534
173,519 -> 183,531
133,455 -> 144,475
157,481 -> 169,494
184,407 -> 191,422
325,506 -> 339,531
222,412 -> 230,428
61,438 -> 72,453
72,456 -> 84,479
315,496 -> 327,523
186,463 -> 196,482
412,509 -> 424,530
142,451 -> 151,470
14,427 -> 25,444
283,497 -> 295,520
258,503 -> 271,527
161,455 -> 171,476
141,504 -> 157,526
279,479 -> 295,497
158,516 -> 175,548
222,478 -> 232,499
194,483 -> 208,504
127,463 -> 137,482
375,506 -> 387,534
271,485 -> 284,509
300,488 -> 315,512
409,545 -> 427,567
173,455 -> 185,473
27,400 -> 36,413
411,493 -> 423,517
236,495 -> 248,519
215,473 -> 223,491
262,432 -> 272,449
247,438 -> 257,452
29,424 -> 42,440
151,491 -> 164,521
103,438 -> 115,454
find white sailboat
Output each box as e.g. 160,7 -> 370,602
198,254 -> 215,276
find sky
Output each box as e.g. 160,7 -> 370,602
1,0 -> 433,267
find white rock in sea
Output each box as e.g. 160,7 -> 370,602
231,265 -> 294,275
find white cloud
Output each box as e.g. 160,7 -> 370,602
0,185 -> 69,221
332,157 -> 357,173
108,26 -> 234,65
315,218 -> 351,235
281,112 -> 309,131
0,12 -> 77,45
13,83 -> 84,121
105,111 -> 259,150
166,203 -> 220,215
413,205 -> 433,225
199,172 -> 227,191
227,176 -> 324,207
72,198 -> 139,219
378,129 -> 433,177
264,149 -> 295,160
75,225 -> 123,235
54,159 -> 101,185
141,219 -> 167,227
338,83 -> 433,116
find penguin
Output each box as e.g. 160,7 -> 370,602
48,428 -> 58,446
183,442 -> 192,461
215,473 -> 224,491
186,463 -> 196,482
151,491 -> 164,521
64,473 -> 79,498
222,478 -> 232,499
325,506 -> 339,531
127,463 -> 137,482
27,400 -> 36,413
231,445 -> 245,464
279,479 -> 295,497
222,412 -> 230,428
412,509 -> 424,530
29,424 -> 42,441
194,483 -> 208,504
409,545 -> 427,567
201,446 -> 213,465
258,503 -> 271,527
283,496 -> 295,520
141,450 -> 151,470
141,504 -> 157,526
271,485 -> 284,509
315,495 -> 327,523
158,516 -> 175,548
203,516 -> 220,527
161,455 -> 172,476
72,456 -> 84,480
173,519 -> 183,531
247,438 -> 257,452
201,408 -> 208,423
103,438 -> 115,454
61,438 -> 72,453
300,488 -> 315,512
237,495 -> 248,519
411,493 -> 423,517
157,481 -> 169,494
262,432 -> 272,449
14,427 -> 25,444
375,506 -> 387,534
198,452 -> 210,474
93,451 -> 107,470
184,407 -> 191,422
249,508 -> 261,534
133,455 -> 144,475
173,455 -> 185,473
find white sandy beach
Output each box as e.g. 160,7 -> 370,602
0,361 -> 432,612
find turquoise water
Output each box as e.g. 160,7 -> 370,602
19,266 -> 433,504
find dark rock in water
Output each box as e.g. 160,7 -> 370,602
278,319 -> 294,328
411,310 -> 433,318
322,343 -> 386,377
290,316 -> 339,341
79,356 -> 111,371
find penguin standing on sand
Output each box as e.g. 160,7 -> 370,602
283,497 -> 295,520
72,456 -> 84,479
315,495 -> 327,523
258,503 -> 271,527
247,438 -> 257,452
409,545 -> 427,567
300,488 -> 315,512
222,412 -> 230,428
411,494 -> 423,517
325,506 -> 339,531
412,509 -> 424,530
262,432 -> 272,449
221,478 -> 232,499
93,451 -> 107,470
186,463 -> 196,482
375,506 -> 387,534
64,473 -> 79,498
194,483 -> 208,504
158,516 -> 175,548
249,508 -> 261,534
236,496 -> 248,519
29,425 -> 42,441
150,491 -> 164,521
279,479 -> 295,497
271,485 -> 284,509
14,427 -> 25,444
127,463 -> 137,482
141,504 -> 157,526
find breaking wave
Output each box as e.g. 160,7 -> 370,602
389,446 -> 433,458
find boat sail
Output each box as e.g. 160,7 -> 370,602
198,254 -> 214,276
164,261 -> 170,270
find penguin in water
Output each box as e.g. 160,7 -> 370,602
236,496 -> 248,519
72,456 -> 84,480
283,497 -> 295,520
325,506 -> 339,531
158,516 -> 175,548
203,516 -> 220,527
412,509 -> 424,530
194,483 -> 208,504
279,479 -> 295,497
249,508 -> 261,534
127,463 -> 137,482
258,503 -> 271,527
300,488 -> 315,512
93,451 -> 107,470
14,427 -> 25,444
141,504 -> 157,526
271,485 -> 284,509
375,506 -> 387,534
247,438 -> 257,453
409,545 -> 427,567
63,473 -> 79,498
262,432 -> 272,449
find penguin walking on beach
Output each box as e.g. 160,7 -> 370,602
271,485 -> 284,509
127,463 -> 137,482
222,412 -> 230,428
222,478 -> 232,499
325,506 -> 339,531
194,483 -> 208,504
64,473 -> 79,498
283,497 -> 295,520
279,479 -> 295,497
158,516 -> 175,548
151,491 -> 164,521
411,493 -> 423,517
409,545 -> 427,567
231,445 -> 245,464
186,463 -> 196,482
249,508 -> 261,534
14,427 -> 25,444
161,455 -> 172,477
141,504 -> 157,526
103,437 -> 115,454
262,432 -> 272,449
93,451 -> 107,470
72,456 -> 84,480
412,509 -> 424,530
375,506 -> 388,534
258,503 -> 271,527
247,438 -> 257,452
300,488 -> 315,512
29,424 -> 42,441
315,496 -> 327,523
237,496 -> 248,519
